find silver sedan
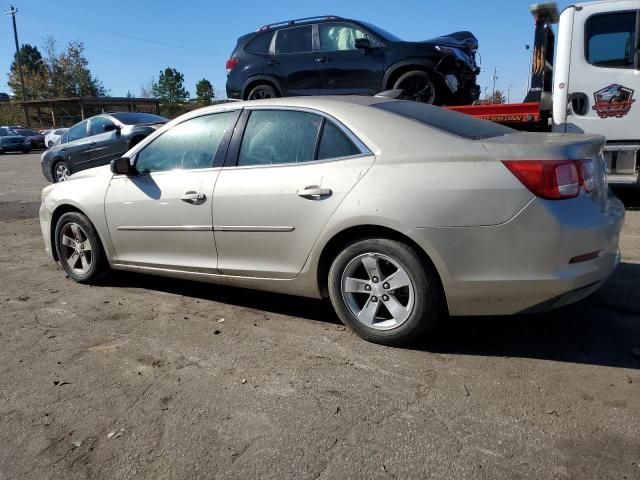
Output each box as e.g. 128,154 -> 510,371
39,96 -> 624,345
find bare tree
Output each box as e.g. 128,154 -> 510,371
139,77 -> 156,98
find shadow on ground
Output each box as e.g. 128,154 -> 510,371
102,263 -> 640,370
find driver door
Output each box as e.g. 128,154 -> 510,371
104,110 -> 240,271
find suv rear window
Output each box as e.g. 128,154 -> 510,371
372,101 -> 514,140
246,31 -> 273,54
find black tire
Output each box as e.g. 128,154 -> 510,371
21,147 -> 31,154
247,84 -> 278,100
328,238 -> 444,346
393,70 -> 440,105
54,212 -> 107,284
53,160 -> 71,183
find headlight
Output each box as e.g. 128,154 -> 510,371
436,45 -> 472,65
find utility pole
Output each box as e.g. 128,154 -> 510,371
483,86 -> 488,100
491,67 -> 499,102
5,5 -> 30,126
507,84 -> 514,103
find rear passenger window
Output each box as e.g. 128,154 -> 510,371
317,121 -> 360,160
275,26 -> 313,54
585,11 -> 637,68
238,110 -> 322,166
246,32 -> 273,54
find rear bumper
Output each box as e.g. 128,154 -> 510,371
407,194 -> 625,316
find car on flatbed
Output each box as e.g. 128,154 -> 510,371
226,15 -> 480,106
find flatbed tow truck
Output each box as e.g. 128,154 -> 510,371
448,0 -> 640,187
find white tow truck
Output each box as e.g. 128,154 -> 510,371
449,0 -> 640,186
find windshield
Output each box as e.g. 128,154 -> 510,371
373,100 -> 514,140
110,112 -> 167,125
359,21 -> 402,42
0,128 -> 17,136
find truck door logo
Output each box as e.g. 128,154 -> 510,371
592,84 -> 635,118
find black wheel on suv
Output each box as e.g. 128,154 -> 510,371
393,70 -> 439,105
247,84 -> 278,100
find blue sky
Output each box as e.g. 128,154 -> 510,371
1,0 -> 571,102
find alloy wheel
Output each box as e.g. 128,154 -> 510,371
397,75 -> 436,103
60,223 -> 93,275
249,88 -> 274,100
340,253 -> 415,330
55,163 -> 70,182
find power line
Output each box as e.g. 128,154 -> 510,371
19,8 -> 227,55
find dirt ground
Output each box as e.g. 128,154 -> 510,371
0,153 -> 638,480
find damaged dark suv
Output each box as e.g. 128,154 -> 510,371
226,15 -> 480,106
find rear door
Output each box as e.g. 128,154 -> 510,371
212,108 -> 374,279
564,3 -> 639,141
317,22 -> 385,94
265,25 -> 319,96
88,116 -> 127,168
61,120 -> 92,171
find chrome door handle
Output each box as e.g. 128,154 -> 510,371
297,186 -> 332,199
181,191 -> 206,204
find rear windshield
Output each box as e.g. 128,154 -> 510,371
110,112 -> 167,125
372,100 -> 514,140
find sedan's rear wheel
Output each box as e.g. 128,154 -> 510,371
53,161 -> 71,183
55,212 -> 107,283
328,238 -> 444,346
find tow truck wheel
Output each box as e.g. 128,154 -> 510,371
393,70 -> 439,105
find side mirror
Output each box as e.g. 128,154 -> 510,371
355,38 -> 371,50
104,123 -> 121,134
110,156 -> 134,175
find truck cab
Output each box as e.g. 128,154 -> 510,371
553,0 -> 640,185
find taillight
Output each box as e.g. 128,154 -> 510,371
502,160 -> 583,200
225,58 -> 239,73
578,159 -> 596,193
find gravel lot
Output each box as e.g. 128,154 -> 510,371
1,153 -> 638,480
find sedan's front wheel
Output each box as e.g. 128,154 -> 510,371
55,212 -> 107,283
328,238 -> 444,346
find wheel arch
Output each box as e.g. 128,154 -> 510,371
382,59 -> 438,90
49,203 -> 96,261
316,224 -> 448,312
241,75 -> 284,100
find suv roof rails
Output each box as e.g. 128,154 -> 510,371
257,15 -> 343,31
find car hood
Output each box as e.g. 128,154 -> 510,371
66,165 -> 112,182
422,31 -> 479,52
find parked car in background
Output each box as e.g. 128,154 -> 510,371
0,127 -> 31,154
39,96 -> 623,345
0,93 -> 10,102
13,128 -> 46,149
226,15 -> 480,105
41,112 -> 168,182
45,128 -> 68,148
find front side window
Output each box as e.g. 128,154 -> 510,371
585,11 -> 637,68
319,23 -> 379,51
135,111 -> 236,173
88,116 -> 116,136
274,26 -> 313,54
67,121 -> 88,142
